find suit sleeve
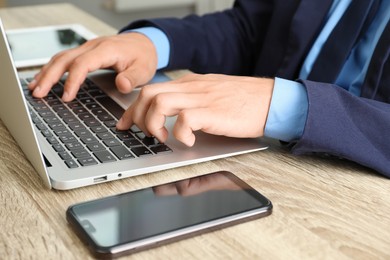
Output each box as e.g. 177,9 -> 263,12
119,0 -> 273,75
292,80 -> 390,178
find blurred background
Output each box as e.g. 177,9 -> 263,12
0,0 -> 234,29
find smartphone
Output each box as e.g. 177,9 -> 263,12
6,24 -> 96,68
66,171 -> 272,258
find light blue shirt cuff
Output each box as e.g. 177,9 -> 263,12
124,27 -> 170,70
264,78 -> 308,142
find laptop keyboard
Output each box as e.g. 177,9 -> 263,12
20,77 -> 172,169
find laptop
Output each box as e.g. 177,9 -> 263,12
0,19 -> 268,190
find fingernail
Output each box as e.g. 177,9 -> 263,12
32,86 -> 41,95
116,118 -> 123,128
28,79 -> 36,88
62,91 -> 69,101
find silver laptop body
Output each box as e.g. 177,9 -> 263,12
0,19 -> 267,190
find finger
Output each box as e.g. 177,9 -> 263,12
116,83 -> 180,133
115,84 -> 157,133
144,92 -> 206,142
173,108 -> 212,147
116,107 -> 135,131
29,47 -> 89,98
63,50 -> 128,102
115,64 -> 155,94
29,60 -> 71,98
116,86 -> 205,136
115,78 -> 211,133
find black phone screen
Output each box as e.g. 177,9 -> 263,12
67,171 -> 272,253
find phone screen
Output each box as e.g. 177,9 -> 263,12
67,171 -> 272,256
6,27 -> 87,67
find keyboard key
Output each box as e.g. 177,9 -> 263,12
29,99 -> 45,106
46,136 -> 59,144
76,92 -> 89,99
110,127 -> 125,134
58,151 -> 72,160
68,122 -> 85,131
59,135 -> 77,143
65,141 -> 84,151
91,107 -> 106,116
130,125 -> 142,133
38,110 -> 55,118
97,114 -> 114,122
85,103 -> 100,110
52,105 -> 68,112
151,144 -> 172,154
41,129 -> 53,137
32,103 -> 49,111
135,132 -> 146,139
52,143 -> 65,152
54,129 -> 71,137
72,107 -> 88,114
131,146 -> 152,157
88,89 -> 105,97
142,136 -> 160,146
110,146 -> 134,160
47,100 -> 62,106
65,159 -> 79,168
67,101 -> 83,109
87,142 -> 106,152
32,117 -> 42,125
79,97 -> 95,105
124,139 -> 142,148
94,150 -> 117,163
36,123 -> 47,131
84,118 -> 101,127
90,125 -> 107,133
103,139 -> 122,147
49,122 -> 66,130
72,149 -> 91,158
44,94 -> 57,101
78,157 -> 98,166
62,117 -> 80,125
116,132 -> 133,141
74,129 -> 92,137
80,135 -> 98,144
104,120 -> 117,127
51,83 -> 64,96
97,132 -> 114,140
57,110 -> 73,118
95,96 -> 124,119
78,112 -> 94,121
43,116 -> 60,124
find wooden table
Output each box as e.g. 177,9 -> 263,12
1,3 -> 390,259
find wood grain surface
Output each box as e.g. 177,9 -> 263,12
0,4 -> 389,259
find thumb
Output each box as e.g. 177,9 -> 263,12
115,66 -> 155,94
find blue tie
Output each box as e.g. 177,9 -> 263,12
361,21 -> 390,101
308,0 -> 379,83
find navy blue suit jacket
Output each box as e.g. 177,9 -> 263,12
123,0 -> 390,177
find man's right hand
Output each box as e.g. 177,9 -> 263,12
28,32 -> 158,102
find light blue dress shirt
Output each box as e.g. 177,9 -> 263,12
130,27 -> 171,69
129,0 -> 390,142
